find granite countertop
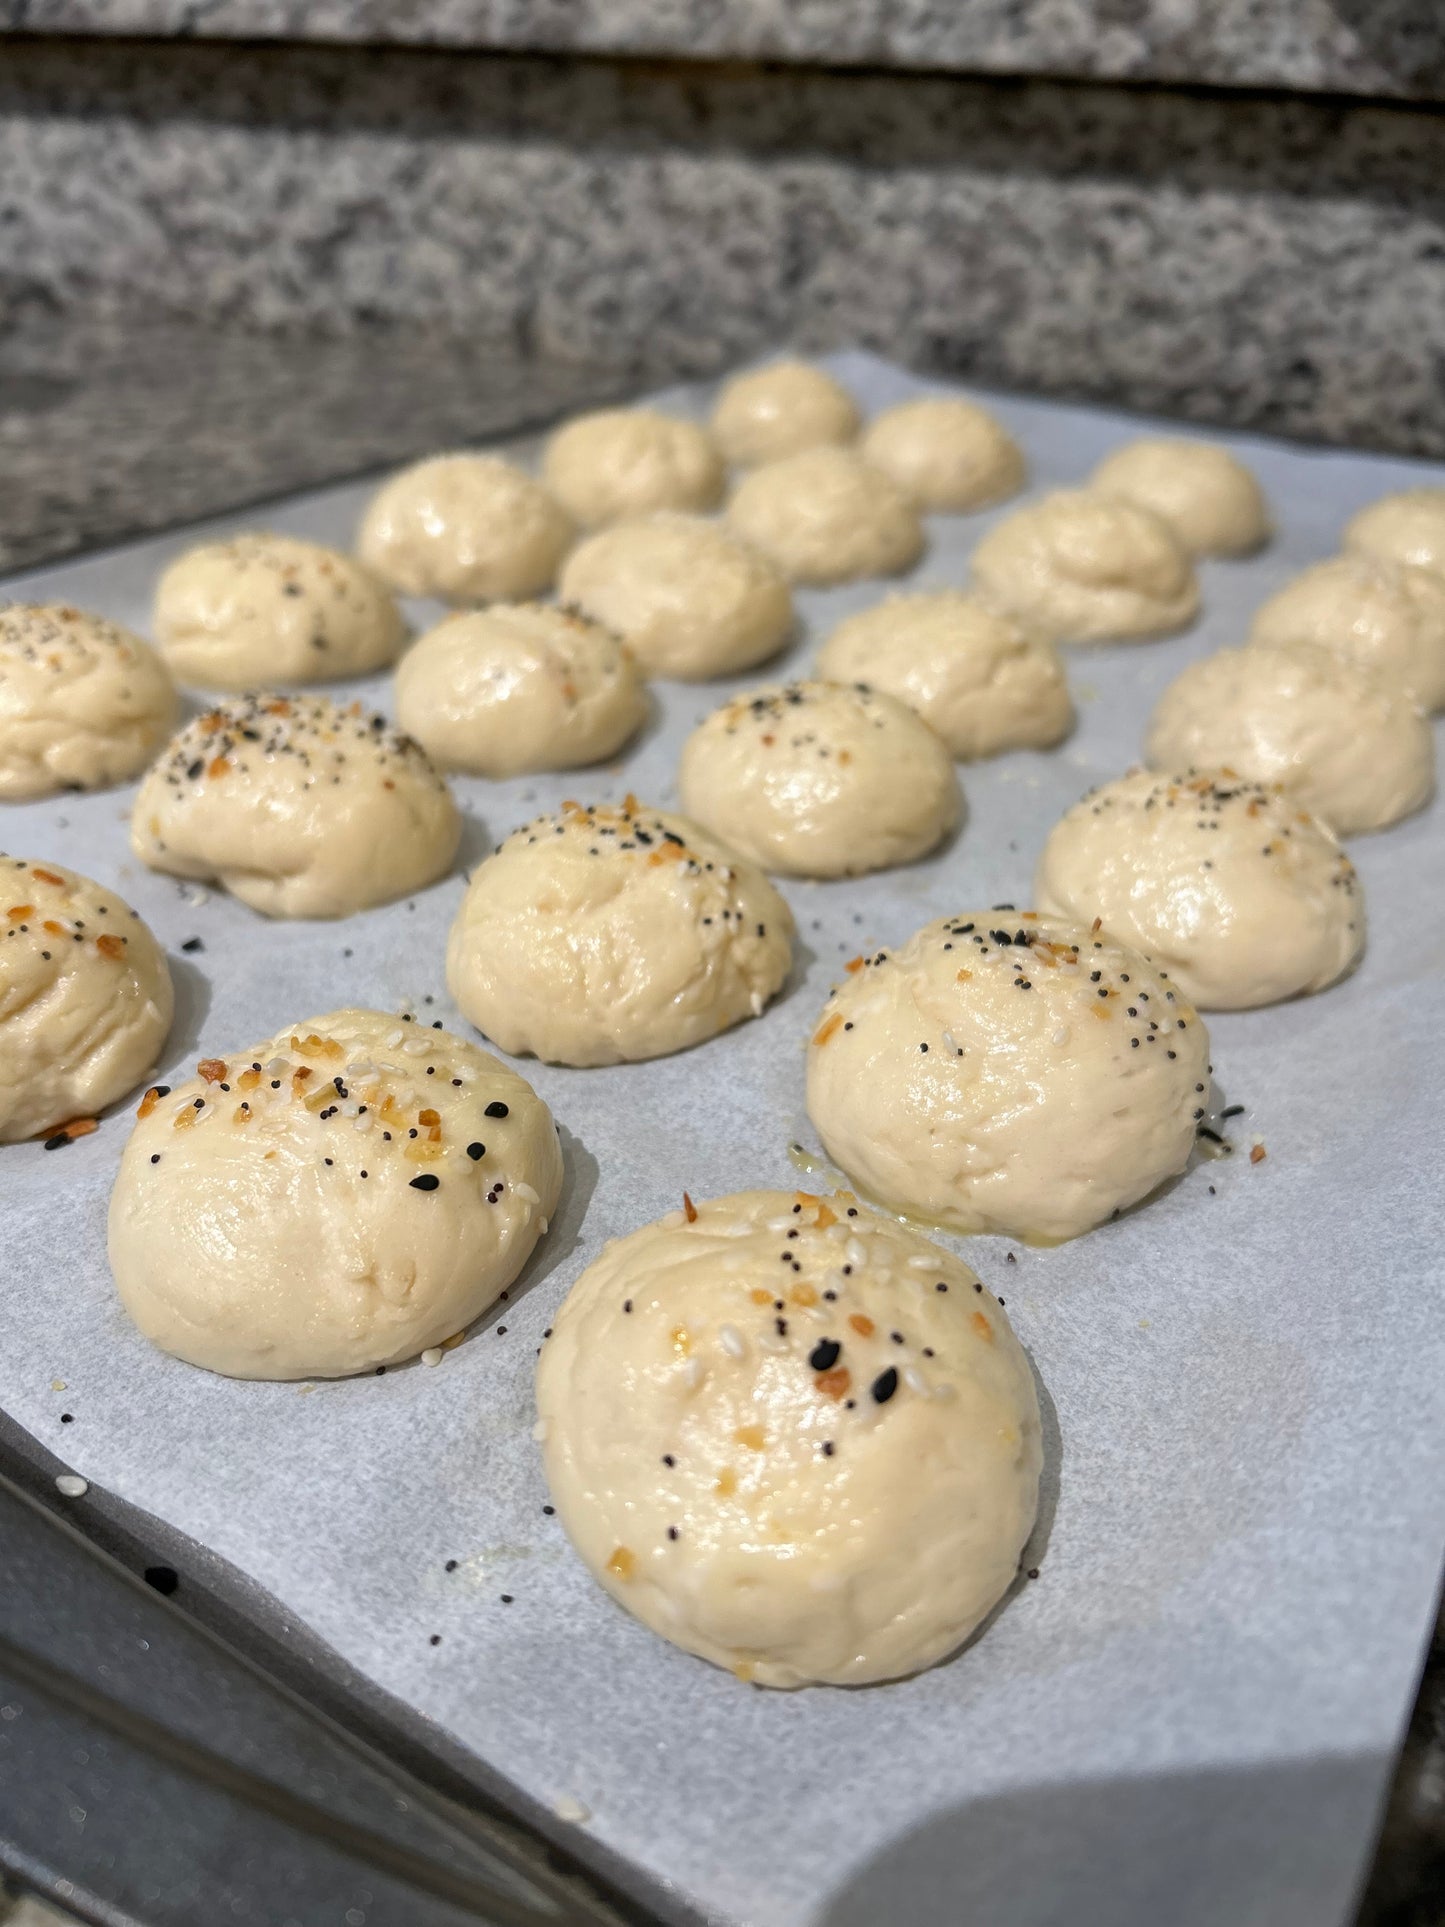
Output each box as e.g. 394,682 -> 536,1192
2,0 -> 1444,99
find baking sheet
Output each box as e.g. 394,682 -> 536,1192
2,349 -> 1443,1927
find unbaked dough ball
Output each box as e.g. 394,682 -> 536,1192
132,694 -> 461,918
709,360 -> 860,468
1345,487 -> 1445,576
1145,643 -> 1434,836
543,410 -> 724,528
154,534 -> 405,689
0,604 -> 177,801
1090,439 -> 1270,558
1036,769 -> 1364,1010
807,911 -> 1210,1242
446,798 -> 793,1066
108,1008 -> 561,1379
815,591 -> 1073,760
536,1188 -> 1041,1689
394,603 -> 647,777
558,514 -> 793,680
357,454 -> 574,604
679,681 -> 960,878
727,448 -> 925,587
970,488 -> 1200,644
0,856 -> 173,1142
1248,553 -> 1445,712
860,397 -> 1026,514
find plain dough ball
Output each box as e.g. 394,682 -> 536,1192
815,591 -> 1073,760
1345,487 -> 1445,576
543,410 -> 725,528
0,856 -> 173,1142
860,397 -> 1026,513
1036,769 -> 1364,1010
154,535 -> 406,689
1249,553 -> 1445,712
132,693 -> 461,918
558,513 -> 793,680
1145,643 -> 1434,836
446,799 -> 794,1066
394,603 -> 647,776
807,911 -> 1210,1242
710,361 -> 860,467
537,1188 -> 1041,1688
679,681 -> 960,878
1090,439 -> 1271,558
357,454 -> 574,604
0,604 -> 177,801
727,448 -> 926,586
970,488 -> 1200,644
108,1008 -> 562,1379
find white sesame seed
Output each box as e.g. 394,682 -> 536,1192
749,991 -> 764,1017
553,1795 -> 591,1824
538,1217 -> 548,1234
681,1357 -> 705,1389
421,1347 -> 444,1367
515,1181 -> 540,1205
352,1114 -> 371,1132
845,1238 -> 867,1268
719,1324 -> 746,1358
55,1474 -> 88,1498
907,1255 -> 935,1271
385,1029 -> 405,1048
902,1365 -> 929,1397
1052,1027 -> 1070,1046
402,1037 -> 431,1056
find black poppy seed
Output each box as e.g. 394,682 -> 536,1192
150,1153 -> 161,1164
445,1558 -> 458,1571
662,1454 -> 675,1466
936,1282 -> 948,1293
430,1634 -> 442,1646
467,1142 -> 485,1160
623,1299 -> 632,1313
667,1526 -> 679,1541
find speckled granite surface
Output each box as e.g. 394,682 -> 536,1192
2,0 -> 1444,99
4,40 -> 1445,476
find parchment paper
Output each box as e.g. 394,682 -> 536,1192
2,351 -> 1443,1927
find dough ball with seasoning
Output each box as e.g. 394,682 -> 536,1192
357,454 -> 574,604
108,1009 -> 562,1379
807,911 -> 1210,1242
536,1188 -> 1041,1688
710,360 -> 861,468
1345,487 -> 1445,576
727,447 -> 925,586
1248,553 -> 1445,712
394,603 -> 647,777
970,489 -> 1200,644
0,856 -> 173,1143
153,535 -> 406,690
815,590 -> 1072,760
860,396 -> 1026,514
558,513 -> 793,681
0,604 -> 177,801
1090,439 -> 1271,559
446,798 -> 793,1066
543,410 -> 725,529
1145,643 -> 1434,836
678,681 -> 960,878
1035,769 -> 1365,1010
131,694 -> 461,919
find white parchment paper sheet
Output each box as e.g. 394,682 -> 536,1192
2,352 -> 1443,1927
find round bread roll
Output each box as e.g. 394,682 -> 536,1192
807,911 -> 1210,1242
1035,769 -> 1364,1010
108,1008 -> 562,1379
709,360 -> 860,468
153,534 -> 405,690
1145,643 -> 1434,836
132,694 -> 461,918
0,604 -> 177,800
543,410 -> 725,529
1090,439 -> 1270,558
679,680 -> 960,878
727,448 -> 925,587
536,1187 -> 1042,1689
815,590 -> 1073,760
446,798 -> 793,1066
357,454 -> 574,604
969,488 -> 1200,644
0,856 -> 173,1142
557,513 -> 793,680
1345,487 -> 1445,576
1248,553 -> 1445,712
860,397 -> 1026,513
394,603 -> 647,776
